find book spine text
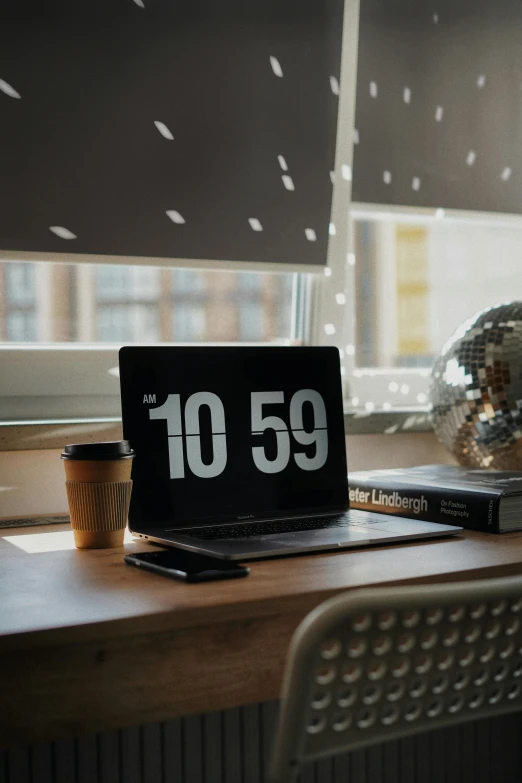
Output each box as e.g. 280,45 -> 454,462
349,481 -> 499,532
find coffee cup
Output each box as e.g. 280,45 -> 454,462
61,441 -> 135,549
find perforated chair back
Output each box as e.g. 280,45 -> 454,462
269,576 -> 522,783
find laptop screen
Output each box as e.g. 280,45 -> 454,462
119,346 -> 348,528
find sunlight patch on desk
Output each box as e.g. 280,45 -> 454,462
3,528 -> 135,553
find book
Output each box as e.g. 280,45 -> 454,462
348,464 -> 522,533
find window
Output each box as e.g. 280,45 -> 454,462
95,266 -> 161,342
173,304 -> 207,341
238,302 -> 264,341
5,1 -> 522,432
2,263 -> 37,342
340,206 -> 522,411
172,269 -> 205,295
237,274 -> 264,340
4,212 -> 521,420
0,262 -> 296,347
7,311 -> 37,342
0,261 -> 300,421
340,0 -> 522,413
5,263 -> 36,306
95,266 -> 160,302
97,304 -> 160,343
0,0 -> 354,427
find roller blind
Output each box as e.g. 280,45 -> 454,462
0,0 -> 344,269
352,0 -> 522,214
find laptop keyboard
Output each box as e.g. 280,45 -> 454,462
176,510 -> 374,540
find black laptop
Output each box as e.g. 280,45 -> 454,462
119,346 -> 460,559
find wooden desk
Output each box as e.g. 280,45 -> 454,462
2,524 -> 522,747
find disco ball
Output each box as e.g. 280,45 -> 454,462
429,302 -> 522,469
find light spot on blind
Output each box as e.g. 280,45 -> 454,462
329,222 -> 337,236
466,150 -> 476,166
336,293 -> 346,305
49,226 -> 77,240
330,76 -> 340,95
282,175 -> 295,191
270,56 -> 283,78
341,164 -> 352,181
435,105 -> 444,122
248,218 -> 263,231
353,128 -> 360,144
501,167 -> 512,181
403,87 -> 411,104
166,210 -> 185,224
305,228 -> 317,242
324,323 -> 336,335
412,176 -> 421,191
477,74 -> 486,88
323,266 -> 332,277
0,78 -> 21,99
433,13 -> 439,23
154,121 -> 174,140
370,81 -> 378,98
383,170 -> 392,184
330,171 -> 335,184
133,0 -> 145,7
347,252 -> 356,266
278,155 -> 288,171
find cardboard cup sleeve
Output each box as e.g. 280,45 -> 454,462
66,480 -> 133,548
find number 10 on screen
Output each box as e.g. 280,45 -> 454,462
149,390 -> 328,479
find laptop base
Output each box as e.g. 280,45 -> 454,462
130,511 -> 462,560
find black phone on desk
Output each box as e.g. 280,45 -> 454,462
124,548 -> 250,582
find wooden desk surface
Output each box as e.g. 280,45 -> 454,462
2,524 -> 522,745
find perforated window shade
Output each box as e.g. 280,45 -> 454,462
0,0 -> 344,268
353,0 -> 522,213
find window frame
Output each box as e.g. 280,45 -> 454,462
0,0 -> 424,437
3,0 -> 520,439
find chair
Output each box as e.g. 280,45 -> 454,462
269,576 -> 522,783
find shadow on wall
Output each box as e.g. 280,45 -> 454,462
346,432 -> 455,472
0,433 -> 455,518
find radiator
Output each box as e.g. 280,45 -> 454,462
2,702 -> 522,782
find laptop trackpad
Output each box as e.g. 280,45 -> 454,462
254,526 -> 372,547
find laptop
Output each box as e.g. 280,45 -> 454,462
119,346 -> 461,559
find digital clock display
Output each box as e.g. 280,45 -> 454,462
119,346 -> 348,527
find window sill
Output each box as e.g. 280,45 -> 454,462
0,409 -> 432,451
0,418 -> 123,452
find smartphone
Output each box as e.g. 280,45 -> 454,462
124,548 -> 250,583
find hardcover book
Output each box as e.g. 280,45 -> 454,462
348,464 -> 522,533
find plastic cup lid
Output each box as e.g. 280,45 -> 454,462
61,441 -> 135,460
